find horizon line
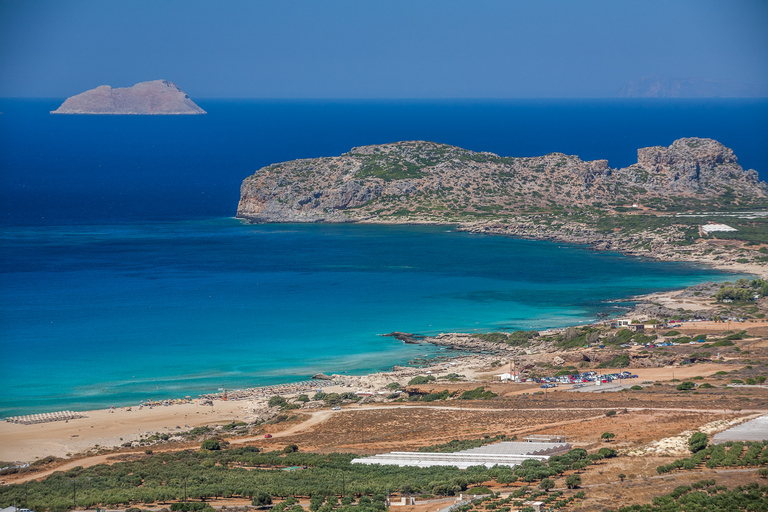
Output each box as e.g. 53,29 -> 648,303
3,96 -> 768,101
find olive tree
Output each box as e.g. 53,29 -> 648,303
688,432 -> 708,453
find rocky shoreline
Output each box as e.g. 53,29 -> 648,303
455,218 -> 768,279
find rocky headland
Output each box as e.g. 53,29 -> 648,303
51,80 -> 206,115
237,137 -> 765,223
237,137 -> 768,275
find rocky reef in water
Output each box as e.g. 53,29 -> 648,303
236,138 -> 766,223
51,80 -> 206,115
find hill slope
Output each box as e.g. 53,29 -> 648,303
237,138 -> 766,223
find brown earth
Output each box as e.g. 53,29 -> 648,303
4,331 -> 768,511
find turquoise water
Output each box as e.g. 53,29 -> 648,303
0,219 -> 735,416
1,99 -> 763,416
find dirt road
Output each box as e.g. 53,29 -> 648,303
7,402 -> 766,485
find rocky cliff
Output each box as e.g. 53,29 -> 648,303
51,80 -> 206,115
237,138 -> 766,223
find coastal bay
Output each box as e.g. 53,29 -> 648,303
1,98 -> 766,461
0,219 -> 742,419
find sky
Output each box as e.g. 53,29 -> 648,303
1,0 -> 767,98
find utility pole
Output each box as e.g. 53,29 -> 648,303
72,478 -> 76,510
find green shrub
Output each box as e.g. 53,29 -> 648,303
565,474 -> 581,489
201,438 -> 221,450
715,287 -> 753,302
689,432 -> 708,453
676,381 -> 696,391
597,354 -> 630,368
269,395 -> 288,408
597,447 -> 617,458
408,375 -> 436,386
171,504 -> 215,512
459,387 -> 497,400
538,478 -> 555,492
253,491 -> 273,506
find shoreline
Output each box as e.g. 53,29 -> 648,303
3,221 -> 766,463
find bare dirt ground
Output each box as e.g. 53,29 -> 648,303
4,328 -> 768,511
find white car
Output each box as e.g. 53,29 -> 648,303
332,406 -> 341,410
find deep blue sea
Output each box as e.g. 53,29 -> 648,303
1,99 -> 766,416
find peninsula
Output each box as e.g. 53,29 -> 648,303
237,138 -> 768,272
237,138 -> 765,223
2,139 -> 768,511
50,80 -> 206,115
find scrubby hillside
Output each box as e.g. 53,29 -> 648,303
237,138 -> 766,223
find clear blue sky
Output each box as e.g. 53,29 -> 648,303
1,0 -> 766,98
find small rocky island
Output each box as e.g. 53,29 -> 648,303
51,80 -> 206,115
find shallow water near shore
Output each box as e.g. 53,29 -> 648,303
0,98 -> 764,416
0,219 -> 736,417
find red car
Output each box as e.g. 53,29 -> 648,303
264,434 -> 272,438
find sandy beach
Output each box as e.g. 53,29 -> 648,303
0,400 -> 247,463
0,354 -> 494,463
0,353 -> 737,465
2,247 -> 765,466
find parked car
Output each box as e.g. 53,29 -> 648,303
264,433 -> 272,438
332,406 -> 341,410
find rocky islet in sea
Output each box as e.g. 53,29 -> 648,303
51,79 -> 206,115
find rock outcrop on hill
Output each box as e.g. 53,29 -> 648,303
236,138 -> 766,223
51,80 -> 205,115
